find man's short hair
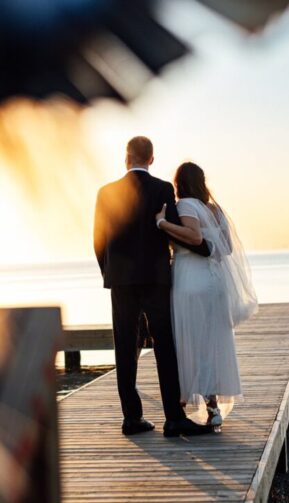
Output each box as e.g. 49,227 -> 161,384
127,136 -> 153,165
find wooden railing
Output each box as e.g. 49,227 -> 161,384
61,314 -> 153,370
61,325 -> 114,351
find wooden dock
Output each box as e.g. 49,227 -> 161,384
59,303 -> 289,503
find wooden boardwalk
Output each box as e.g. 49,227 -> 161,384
59,303 -> 289,503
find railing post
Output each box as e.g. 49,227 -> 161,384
65,350 -> 81,372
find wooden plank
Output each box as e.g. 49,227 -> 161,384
59,303 -> 289,503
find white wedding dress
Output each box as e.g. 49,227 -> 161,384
171,198 -> 258,424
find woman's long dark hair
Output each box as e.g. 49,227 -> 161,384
174,161 -> 215,205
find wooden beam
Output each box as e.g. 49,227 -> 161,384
61,315 -> 153,352
60,326 -> 114,351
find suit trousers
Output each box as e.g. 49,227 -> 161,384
111,285 -> 186,421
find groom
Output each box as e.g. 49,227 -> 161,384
94,136 -> 211,437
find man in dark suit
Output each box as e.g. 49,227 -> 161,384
94,136 -> 212,437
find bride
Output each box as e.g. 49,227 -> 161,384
156,161 -> 258,428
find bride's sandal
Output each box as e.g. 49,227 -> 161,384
206,406 -> 223,427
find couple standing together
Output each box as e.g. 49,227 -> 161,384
94,136 -> 257,437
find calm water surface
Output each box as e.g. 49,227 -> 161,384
1,251 -> 288,366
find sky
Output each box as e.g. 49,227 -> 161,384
0,1 -> 289,265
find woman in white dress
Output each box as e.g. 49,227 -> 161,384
156,162 -> 258,428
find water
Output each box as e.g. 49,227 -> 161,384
248,250 -> 289,304
1,251 -> 288,365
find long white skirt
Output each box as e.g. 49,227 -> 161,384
171,250 -> 242,423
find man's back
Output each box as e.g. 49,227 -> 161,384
94,170 -> 174,288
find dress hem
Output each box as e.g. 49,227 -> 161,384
181,393 -> 244,405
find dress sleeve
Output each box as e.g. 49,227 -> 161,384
177,199 -> 200,220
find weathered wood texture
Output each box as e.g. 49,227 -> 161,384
59,303 -> 289,503
61,325 -> 113,351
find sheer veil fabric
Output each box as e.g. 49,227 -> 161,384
193,199 -> 258,327
171,198 -> 258,424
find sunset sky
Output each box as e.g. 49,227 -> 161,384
1,1 -> 289,265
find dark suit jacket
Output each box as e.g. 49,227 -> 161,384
94,170 -> 210,288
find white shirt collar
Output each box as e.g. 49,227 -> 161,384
127,167 -> 149,174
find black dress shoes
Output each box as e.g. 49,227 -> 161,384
163,417 -> 212,437
122,418 -> 155,435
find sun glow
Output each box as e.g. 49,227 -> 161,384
1,5 -> 289,267
0,98 -> 105,264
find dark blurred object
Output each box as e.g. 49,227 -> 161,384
0,307 -> 61,503
1,0 -> 288,105
196,0 -> 289,31
0,0 -> 188,104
